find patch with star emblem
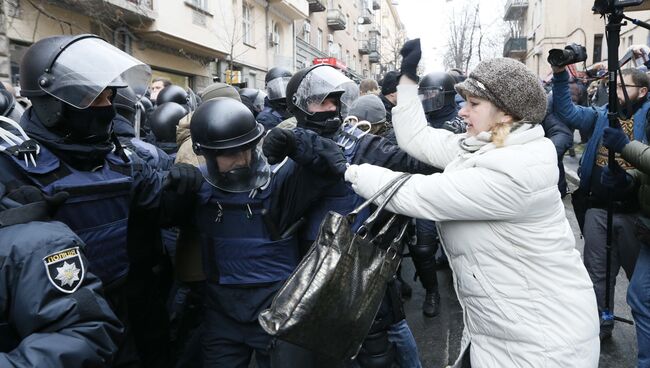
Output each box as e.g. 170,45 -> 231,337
43,247 -> 85,294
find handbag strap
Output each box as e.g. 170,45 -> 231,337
349,173 -> 411,236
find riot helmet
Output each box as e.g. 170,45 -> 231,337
156,85 -> 189,107
239,88 -> 267,114
0,84 -> 16,117
265,67 -> 292,103
286,64 -> 351,136
113,86 -> 138,123
418,72 -> 457,113
190,98 -> 269,192
149,102 -> 187,143
339,81 -> 360,119
19,34 -> 151,143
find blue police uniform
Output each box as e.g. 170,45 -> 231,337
167,158 -> 338,367
0,214 -> 122,367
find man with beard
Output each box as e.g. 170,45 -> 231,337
552,61 -> 650,341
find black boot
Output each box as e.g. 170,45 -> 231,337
422,288 -> 440,317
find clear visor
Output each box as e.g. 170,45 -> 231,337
294,67 -> 352,116
254,90 -> 267,111
339,81 -> 360,118
419,87 -> 446,113
42,38 -> 152,109
202,146 -> 271,193
266,77 -> 291,101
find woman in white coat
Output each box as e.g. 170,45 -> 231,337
344,40 -> 600,367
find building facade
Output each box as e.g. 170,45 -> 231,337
503,0 -> 650,78
295,0 -> 404,82
1,0 -> 403,92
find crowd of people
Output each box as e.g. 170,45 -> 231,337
0,33 -> 648,368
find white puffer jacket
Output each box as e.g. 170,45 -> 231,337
345,85 -> 600,367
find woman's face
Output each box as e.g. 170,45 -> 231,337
458,95 -> 508,137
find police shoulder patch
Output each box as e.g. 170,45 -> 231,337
43,247 -> 85,294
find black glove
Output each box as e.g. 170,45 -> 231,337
263,128 -> 297,164
317,138 -> 348,177
6,185 -> 69,217
400,38 -> 421,82
164,163 -> 203,195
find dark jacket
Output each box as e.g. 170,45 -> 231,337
0,219 -> 122,367
542,95 -> 574,196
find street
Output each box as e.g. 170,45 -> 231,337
401,153 -> 639,367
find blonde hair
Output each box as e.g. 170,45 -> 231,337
490,122 -> 512,148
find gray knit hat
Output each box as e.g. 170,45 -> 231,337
455,58 -> 547,123
200,82 -> 241,102
349,94 -> 386,125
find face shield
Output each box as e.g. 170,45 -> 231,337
266,76 -> 291,101
293,67 -> 352,116
418,87 -> 447,113
254,90 -> 267,112
201,145 -> 271,193
339,81 -> 360,118
40,37 -> 151,109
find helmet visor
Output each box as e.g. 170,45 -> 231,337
266,76 -> 291,101
42,38 -> 152,109
339,81 -> 359,118
419,87 -> 445,113
202,146 -> 271,193
293,67 -> 352,116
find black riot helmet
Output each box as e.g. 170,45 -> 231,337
113,86 -> 138,123
286,64 -> 352,136
149,102 -> 187,143
156,85 -> 189,107
190,98 -> 269,192
0,84 -> 16,117
265,67 -> 292,105
18,34 -> 151,143
418,72 -> 457,113
239,87 -> 267,113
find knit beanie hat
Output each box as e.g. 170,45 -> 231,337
381,71 -> 400,96
349,94 -> 386,124
200,82 -> 241,102
454,58 -> 547,123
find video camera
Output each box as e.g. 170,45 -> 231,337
593,0 -> 644,14
547,44 -> 588,67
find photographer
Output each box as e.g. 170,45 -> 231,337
601,125 -> 650,367
551,43 -> 650,341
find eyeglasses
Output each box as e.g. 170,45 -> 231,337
616,84 -> 645,89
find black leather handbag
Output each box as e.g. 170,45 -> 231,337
258,173 -> 411,360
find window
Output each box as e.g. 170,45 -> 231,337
243,4 -> 253,45
188,0 -> 208,11
593,34 -> 603,63
317,29 -> 323,51
346,50 -> 350,67
353,55 -> 357,71
114,28 -> 133,54
304,21 -> 311,43
273,23 -> 281,55
628,35 -> 634,48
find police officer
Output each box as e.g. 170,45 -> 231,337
0,183 -> 122,367
264,64 -> 429,368
149,101 -> 187,156
257,67 -> 293,130
0,34 -> 202,367
239,87 -> 267,118
172,97 -> 343,367
0,83 -> 24,122
418,71 -> 466,133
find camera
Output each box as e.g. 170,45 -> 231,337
547,43 -> 588,67
593,0 -> 645,14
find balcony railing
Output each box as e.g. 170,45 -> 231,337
358,40 -> 370,54
359,7 -> 373,24
504,0 -> 528,21
369,51 -> 380,63
327,9 -> 346,31
307,0 -> 326,12
503,36 -> 527,58
368,37 -> 379,52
